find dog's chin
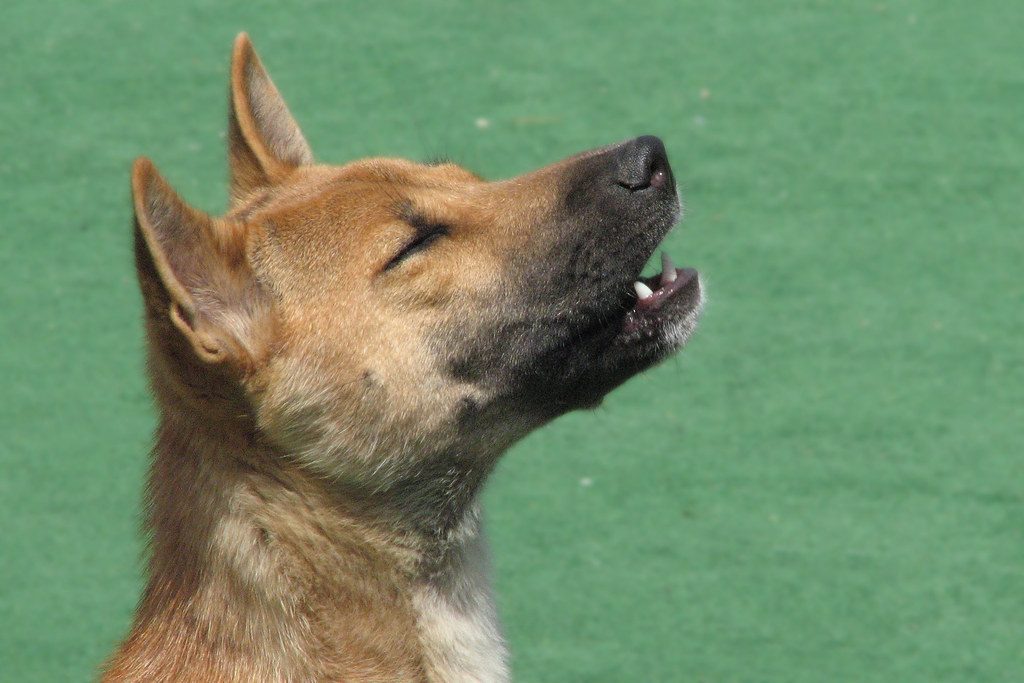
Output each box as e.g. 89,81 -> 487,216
580,275 -> 703,406
536,266 -> 703,413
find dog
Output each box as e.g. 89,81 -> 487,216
103,33 -> 703,682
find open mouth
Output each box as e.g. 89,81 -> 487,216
623,252 -> 700,334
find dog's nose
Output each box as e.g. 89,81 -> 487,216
613,135 -> 673,192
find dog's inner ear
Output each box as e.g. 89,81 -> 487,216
132,157 -> 267,365
228,33 -> 313,206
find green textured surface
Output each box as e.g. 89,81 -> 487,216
2,1 -> 1022,680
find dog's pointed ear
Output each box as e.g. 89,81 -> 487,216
228,33 -> 313,205
132,157 -> 266,365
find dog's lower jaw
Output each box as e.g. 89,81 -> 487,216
102,404 -> 509,683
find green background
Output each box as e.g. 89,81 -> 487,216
1,1 -> 1021,680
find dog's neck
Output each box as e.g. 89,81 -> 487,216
105,371 -> 509,682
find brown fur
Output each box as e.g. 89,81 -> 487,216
104,33 -> 702,682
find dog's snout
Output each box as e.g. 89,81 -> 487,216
613,135 -> 672,192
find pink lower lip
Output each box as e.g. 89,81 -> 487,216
634,267 -> 697,312
622,267 -> 698,335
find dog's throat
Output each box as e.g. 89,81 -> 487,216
380,451 -> 495,542
124,413 -> 507,681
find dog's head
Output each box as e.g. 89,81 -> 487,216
133,35 -> 703,489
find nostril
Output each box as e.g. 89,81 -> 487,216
613,135 -> 672,193
616,178 -> 650,191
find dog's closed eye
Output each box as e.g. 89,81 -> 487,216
384,216 -> 450,271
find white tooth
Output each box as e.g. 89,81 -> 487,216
661,252 -> 678,284
634,281 -> 654,300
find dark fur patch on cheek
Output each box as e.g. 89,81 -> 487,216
456,396 -> 480,428
449,355 -> 486,383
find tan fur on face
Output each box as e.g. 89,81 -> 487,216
246,160 -> 536,486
